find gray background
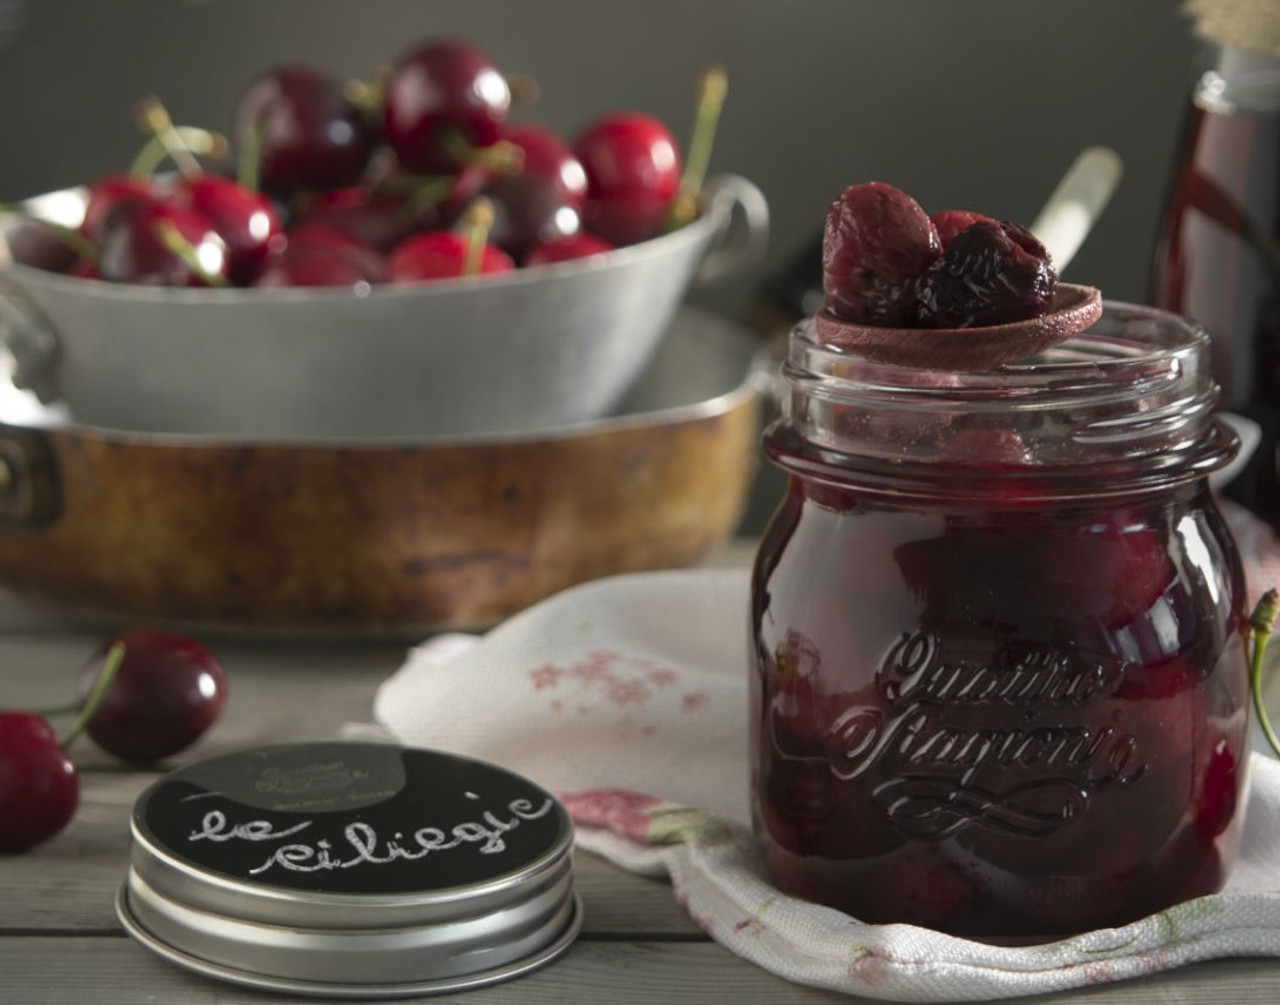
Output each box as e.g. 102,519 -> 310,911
0,0 -> 1205,528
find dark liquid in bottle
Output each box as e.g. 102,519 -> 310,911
1153,101 -> 1280,524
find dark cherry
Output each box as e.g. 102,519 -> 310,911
98,202 -> 229,287
524,232 -> 614,267
232,65 -> 377,196
821,181 -> 941,327
479,171 -> 581,258
289,192 -> 412,254
914,219 -> 1056,328
80,173 -> 159,243
930,209 -> 993,248
574,111 -> 681,246
76,629 -> 227,764
388,229 -> 515,282
257,234 -> 388,287
504,123 -> 588,206
0,712 -> 79,853
383,40 -> 511,174
6,220 -> 81,274
171,175 -> 283,284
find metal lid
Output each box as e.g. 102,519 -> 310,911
116,741 -> 581,998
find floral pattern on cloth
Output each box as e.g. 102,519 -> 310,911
559,764 -> 1280,1003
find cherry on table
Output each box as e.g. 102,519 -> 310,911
383,39 -> 512,174
76,629 -> 228,764
232,64 -> 377,196
0,712 -> 79,854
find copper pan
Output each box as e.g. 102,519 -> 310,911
0,309 -> 768,638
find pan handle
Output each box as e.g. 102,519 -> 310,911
694,173 -> 770,286
0,270 -> 60,404
0,422 -> 60,526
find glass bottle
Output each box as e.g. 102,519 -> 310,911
1152,42 -> 1280,525
750,303 -> 1250,940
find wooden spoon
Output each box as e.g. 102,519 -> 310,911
812,282 -> 1102,371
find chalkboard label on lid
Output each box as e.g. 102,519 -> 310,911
136,743 -> 569,895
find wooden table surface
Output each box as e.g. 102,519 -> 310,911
3,572 -> 1280,1005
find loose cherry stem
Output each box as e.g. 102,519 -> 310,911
60,641 -> 124,753
136,96 -> 205,180
665,64 -> 728,232
1250,587 -> 1280,757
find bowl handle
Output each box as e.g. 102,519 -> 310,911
694,173 -> 770,286
0,271 -> 60,404
0,422 -> 60,526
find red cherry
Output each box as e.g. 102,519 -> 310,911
821,181 -> 941,327
383,40 -> 511,174
0,712 -> 79,853
479,171 -> 582,258
80,173 -> 159,242
232,65 -> 376,196
257,237 -> 387,287
524,232 -> 614,267
574,111 -> 681,246
171,175 -> 283,284
289,193 -> 412,254
98,202 -> 229,287
930,209 -> 994,248
388,229 -> 514,282
76,630 -> 228,764
504,123 -> 588,206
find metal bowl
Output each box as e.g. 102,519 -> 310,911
0,174 -> 767,440
0,308 -> 770,637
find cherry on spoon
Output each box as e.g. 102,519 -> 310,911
812,281 -> 1102,370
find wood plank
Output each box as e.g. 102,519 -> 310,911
3,937 -> 1280,1004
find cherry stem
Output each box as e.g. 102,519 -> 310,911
129,127 -> 229,179
458,197 -> 495,276
666,64 -> 728,232
505,72 -> 540,106
1250,588 -> 1280,758
60,642 -> 124,753
136,96 -> 204,180
443,129 -> 523,174
153,219 -> 230,287
237,117 -> 264,193
344,70 -> 388,118
386,177 -> 454,224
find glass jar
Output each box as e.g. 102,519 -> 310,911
1152,43 -> 1280,526
750,303 -> 1251,941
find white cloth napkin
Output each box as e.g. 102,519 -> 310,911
371,499 -> 1280,1002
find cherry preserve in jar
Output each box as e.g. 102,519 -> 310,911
750,303 -> 1251,940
